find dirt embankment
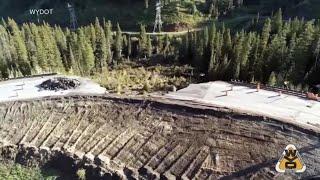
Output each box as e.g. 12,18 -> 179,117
0,95 -> 319,179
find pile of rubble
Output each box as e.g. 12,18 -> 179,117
39,77 -> 80,91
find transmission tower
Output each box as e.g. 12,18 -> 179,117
153,0 -> 163,33
67,3 -> 78,30
37,14 -> 40,24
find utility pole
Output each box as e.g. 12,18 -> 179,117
153,0 -> 163,33
67,3 -> 78,30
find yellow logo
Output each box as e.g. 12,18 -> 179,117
276,144 -> 306,173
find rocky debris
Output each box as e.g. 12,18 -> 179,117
39,77 -> 80,91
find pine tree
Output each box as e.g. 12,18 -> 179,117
230,31 -> 244,79
203,27 -> 209,48
51,28 -> 64,72
66,32 -> 78,73
213,31 -> 222,61
139,24 -> 148,57
306,30 -> 320,83
222,28 -> 232,57
94,26 -> 107,71
23,24 -> 38,73
273,8 -> 283,33
285,33 -> 297,79
54,27 -> 69,72
179,32 -> 191,64
82,39 -> 95,75
291,22 -> 315,83
147,35 -> 152,58
94,17 -> 101,32
89,24 -> 96,51
256,18 -> 271,81
164,35 -> 170,58
40,25 -> 63,73
0,48 -> 8,78
31,25 -> 45,72
202,27 -> 211,71
239,33 -> 252,80
248,34 -> 260,81
260,18 -> 271,53
105,21 -> 113,64
0,25 -> 10,78
79,29 -> 94,75
114,23 -> 123,62
158,35 -> 164,55
0,30 -> 8,78
208,50 -> 216,80
266,33 -> 286,82
8,18 -> 31,76
209,22 -> 216,44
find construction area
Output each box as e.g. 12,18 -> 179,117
0,76 -> 319,179
165,81 -> 320,133
0,75 -> 106,102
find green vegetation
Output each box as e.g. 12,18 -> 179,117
0,17 -> 197,94
0,1 -> 319,94
1,0 -> 320,32
76,169 -> 86,180
92,62 -> 194,94
0,163 -> 59,180
0,0 -> 249,31
0,9 -> 320,93
216,0 -> 320,31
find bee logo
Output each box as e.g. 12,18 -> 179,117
276,144 -> 306,173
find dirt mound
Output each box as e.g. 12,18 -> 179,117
39,77 -> 80,91
0,96 -> 319,179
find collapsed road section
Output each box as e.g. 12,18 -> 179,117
0,95 -> 319,179
0,75 -> 106,102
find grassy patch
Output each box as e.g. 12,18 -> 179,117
91,61 -> 195,94
0,163 -> 59,180
162,1 -> 207,27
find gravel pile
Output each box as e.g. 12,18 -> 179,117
39,77 -> 80,91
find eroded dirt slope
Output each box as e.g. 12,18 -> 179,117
0,95 -> 319,179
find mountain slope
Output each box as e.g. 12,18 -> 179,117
0,0 -> 320,30
0,0 -> 207,30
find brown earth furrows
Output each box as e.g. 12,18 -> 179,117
0,95 -> 319,179
129,134 -> 167,169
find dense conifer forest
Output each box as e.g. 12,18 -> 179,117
0,8 -> 319,92
2,0 -> 319,29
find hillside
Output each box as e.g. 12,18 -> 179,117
0,0 -> 209,31
220,0 -> 320,30
1,0 -> 320,31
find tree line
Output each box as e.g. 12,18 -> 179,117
0,9 -> 319,90
0,17 -> 176,78
182,9 -> 320,89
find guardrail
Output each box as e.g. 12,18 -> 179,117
229,80 -> 307,99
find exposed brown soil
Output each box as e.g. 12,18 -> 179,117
0,95 -> 319,179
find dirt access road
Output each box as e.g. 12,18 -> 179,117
120,28 -> 203,36
0,95 -> 319,179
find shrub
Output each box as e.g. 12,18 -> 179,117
77,169 -> 86,180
